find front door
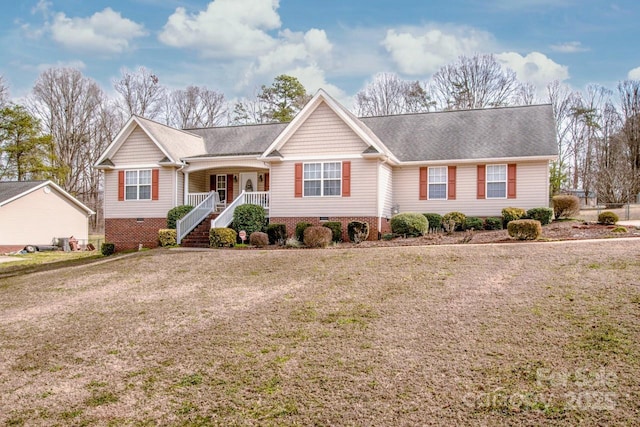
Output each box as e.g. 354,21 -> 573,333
240,172 -> 258,194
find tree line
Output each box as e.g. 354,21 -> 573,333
1,54 -> 639,231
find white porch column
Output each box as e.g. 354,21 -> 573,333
183,171 -> 189,205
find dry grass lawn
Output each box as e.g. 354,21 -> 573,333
1,240 -> 639,426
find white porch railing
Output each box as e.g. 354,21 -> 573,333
187,192 -> 211,207
176,191 -> 218,244
211,191 -> 270,229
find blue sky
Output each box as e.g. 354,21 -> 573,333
1,0 -> 638,105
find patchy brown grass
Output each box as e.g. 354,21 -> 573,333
1,240 -> 639,426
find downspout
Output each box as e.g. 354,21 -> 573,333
176,161 -> 186,207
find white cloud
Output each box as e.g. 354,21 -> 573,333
550,41 -> 589,53
496,51 -> 569,91
50,8 -> 146,54
381,25 -> 495,75
628,67 -> 640,80
159,0 -> 281,58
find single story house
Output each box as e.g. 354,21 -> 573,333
0,180 -> 95,253
95,89 -> 557,250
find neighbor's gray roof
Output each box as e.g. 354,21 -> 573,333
185,122 -> 288,158
0,180 -> 46,204
360,104 -> 558,162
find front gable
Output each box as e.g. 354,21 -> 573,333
112,126 -> 166,166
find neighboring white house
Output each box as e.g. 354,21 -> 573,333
0,180 -> 94,253
95,89 -> 558,250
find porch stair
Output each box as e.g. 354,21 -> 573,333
179,212 -> 219,248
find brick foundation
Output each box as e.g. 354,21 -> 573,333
268,216 -> 386,242
105,218 -> 166,252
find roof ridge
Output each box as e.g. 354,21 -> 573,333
359,103 -> 553,120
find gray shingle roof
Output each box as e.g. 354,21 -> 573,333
0,181 -> 47,204
360,104 -> 557,162
186,122 -> 288,157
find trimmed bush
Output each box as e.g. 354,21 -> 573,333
484,217 -> 503,230
232,204 -> 266,236
597,211 -> 619,225
347,221 -> 369,243
101,243 -> 115,256
526,207 -> 554,225
507,219 -> 542,240
552,195 -> 580,219
266,223 -> 287,245
442,211 -> 466,232
167,205 -> 194,229
210,228 -> 237,247
295,222 -> 312,242
502,207 -> 526,226
464,216 -> 484,231
249,231 -> 269,247
323,221 -> 343,242
303,226 -> 332,248
423,213 -> 442,231
390,212 -> 428,237
158,229 -> 177,247
611,226 -> 627,233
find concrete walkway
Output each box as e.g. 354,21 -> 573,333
617,220 -> 640,227
0,256 -> 24,263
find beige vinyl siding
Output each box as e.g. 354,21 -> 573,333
393,161 -> 550,217
189,170 -> 207,193
103,167 -> 175,219
112,127 -> 165,165
279,102 -> 368,157
379,162 -> 393,218
269,158 -> 378,217
0,187 -> 89,245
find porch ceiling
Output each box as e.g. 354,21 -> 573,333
183,158 -> 270,173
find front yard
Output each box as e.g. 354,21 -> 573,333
1,240 -> 639,425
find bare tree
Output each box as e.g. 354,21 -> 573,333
546,80 -> 579,194
617,80 -> 640,197
113,67 -> 166,120
430,54 -> 523,110
0,76 -> 8,107
30,67 -> 118,229
168,86 -> 226,129
355,73 -> 434,117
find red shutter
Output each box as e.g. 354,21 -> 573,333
448,166 -> 456,200
477,165 -> 486,199
294,163 -> 302,197
118,170 -> 125,201
209,174 -> 216,192
419,167 -> 427,200
226,174 -> 233,203
507,164 -> 517,199
152,169 -> 159,200
264,172 -> 270,191
342,161 -> 351,197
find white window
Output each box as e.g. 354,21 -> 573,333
216,175 -> 226,202
428,166 -> 447,200
125,170 -> 151,200
486,164 -> 507,198
304,162 -> 341,197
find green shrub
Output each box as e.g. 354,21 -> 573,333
382,233 -> 396,241
552,195 -> 580,219
158,229 -> 177,247
266,223 -> 287,245
442,211 -> 466,232
423,213 -> 442,231
347,221 -> 370,243
611,226 -> 627,233
101,243 -> 115,256
597,211 -> 619,225
390,212 -> 428,236
167,205 -> 194,229
295,222 -> 312,242
484,217 -> 503,230
249,231 -> 269,247
507,219 -> 542,240
464,216 -> 484,231
526,207 -> 554,225
209,228 -> 237,247
502,207 -> 526,226
323,221 -> 343,242
303,226 -> 332,248
232,204 -> 266,236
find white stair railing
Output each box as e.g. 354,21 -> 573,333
177,191 -> 217,244
210,191 -> 270,229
